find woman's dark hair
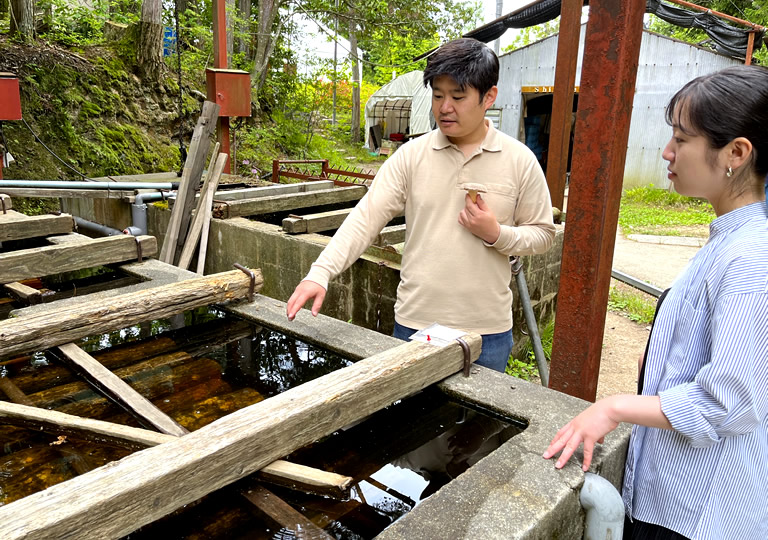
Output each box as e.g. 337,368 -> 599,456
665,65 -> 768,179
423,38 -> 499,100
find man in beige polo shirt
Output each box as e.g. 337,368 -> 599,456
287,38 -> 555,372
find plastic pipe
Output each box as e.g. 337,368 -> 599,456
73,216 -> 125,237
125,192 -> 170,236
0,180 -> 179,190
580,473 -> 625,540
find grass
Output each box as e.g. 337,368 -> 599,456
506,316 -> 555,381
618,185 -> 715,237
607,282 -> 657,325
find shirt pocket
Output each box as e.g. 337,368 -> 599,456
480,183 -> 518,224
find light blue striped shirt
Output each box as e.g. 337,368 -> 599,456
623,201 -> 768,539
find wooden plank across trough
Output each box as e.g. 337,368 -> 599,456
0,211 -> 74,242
375,224 -> 407,246
211,180 -> 334,202
4,282 -> 42,304
0,234 -> 157,285
0,334 -> 481,538
0,268 -> 262,359
282,208 -> 352,234
212,185 -> 366,219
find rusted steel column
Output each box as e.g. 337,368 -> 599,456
212,0 -> 232,173
549,0 -> 646,401
545,0 -> 583,211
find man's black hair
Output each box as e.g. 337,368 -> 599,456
423,38 -> 499,99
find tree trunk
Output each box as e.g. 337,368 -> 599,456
349,16 -> 361,144
0,0 -> 9,18
251,0 -> 284,93
9,0 -> 34,42
237,0 -> 251,57
226,0 -> 235,62
137,0 -> 164,83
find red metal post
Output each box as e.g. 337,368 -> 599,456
212,0 -> 231,173
549,0 -> 646,401
545,0 -> 584,211
746,32 -> 755,65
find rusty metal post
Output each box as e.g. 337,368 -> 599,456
746,31 -> 755,65
545,0 -> 583,211
272,159 -> 280,183
212,0 -> 231,173
549,0 -> 646,401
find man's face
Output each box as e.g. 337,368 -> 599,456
431,75 -> 497,144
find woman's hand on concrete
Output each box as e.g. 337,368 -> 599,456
542,397 -> 621,472
286,280 -> 326,321
459,193 -> 500,244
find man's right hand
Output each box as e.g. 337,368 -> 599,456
286,280 -> 327,321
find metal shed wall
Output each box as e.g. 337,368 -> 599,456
496,26 -> 739,189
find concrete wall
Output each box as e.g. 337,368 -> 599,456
148,205 -> 564,353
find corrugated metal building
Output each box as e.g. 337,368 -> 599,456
494,25 -> 740,189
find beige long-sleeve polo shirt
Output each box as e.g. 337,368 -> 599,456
304,123 -> 555,334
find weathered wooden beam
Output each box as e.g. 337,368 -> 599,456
178,152 -> 226,270
0,400 -> 173,449
0,193 -> 13,210
213,186 -> 366,219
0,268 -> 262,359
211,180 -> 334,202
56,343 -> 189,436
241,484 -> 334,539
256,460 -> 352,498
374,224 -> 406,246
282,208 -> 352,234
0,377 -> 35,406
3,282 -> 42,304
160,101 -> 220,265
0,212 -> 74,242
0,188 -> 134,200
0,334 -> 481,538
0,234 -> 157,285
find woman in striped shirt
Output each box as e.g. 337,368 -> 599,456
544,65 -> 768,540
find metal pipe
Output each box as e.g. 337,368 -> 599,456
73,216 -> 125,237
0,180 -> 179,190
125,192 -> 170,236
511,257 -> 550,387
580,473 -> 624,539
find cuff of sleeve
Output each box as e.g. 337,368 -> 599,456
484,224 -> 516,249
659,385 -> 719,447
304,266 -> 331,290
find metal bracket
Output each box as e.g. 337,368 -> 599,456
134,236 -> 143,263
0,194 -> 8,214
233,263 -> 255,302
456,337 -> 471,377
510,256 -> 523,276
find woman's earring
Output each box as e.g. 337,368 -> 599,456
726,166 -> 733,178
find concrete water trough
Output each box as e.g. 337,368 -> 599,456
0,182 -> 631,538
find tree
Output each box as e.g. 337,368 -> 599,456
137,0 -> 164,82
348,13 -> 360,143
9,0 -> 34,42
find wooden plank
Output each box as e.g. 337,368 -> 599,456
375,224 -> 407,246
160,101 -> 220,265
0,235 -> 157,285
46,232 -> 92,245
196,207 -> 212,274
0,193 -> 13,210
212,180 -> 334,201
282,208 -> 352,234
4,282 -> 42,304
0,334 -> 481,539
213,186 -> 366,219
0,213 -> 74,242
178,152 -> 226,270
257,460 -> 352,499
0,378 -> 35,406
0,268 -> 262,359
0,400 -> 172,449
241,484 -> 333,539
0,188 -> 134,200
55,343 -> 189,437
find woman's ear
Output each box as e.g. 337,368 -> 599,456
726,137 -> 754,170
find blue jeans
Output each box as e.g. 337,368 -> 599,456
393,322 -> 513,373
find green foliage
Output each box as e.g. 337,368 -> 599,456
37,0 -> 137,46
608,286 -> 656,325
503,18 -> 561,53
619,185 -> 715,236
507,317 -> 556,381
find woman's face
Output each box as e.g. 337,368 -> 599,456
661,107 -> 729,206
